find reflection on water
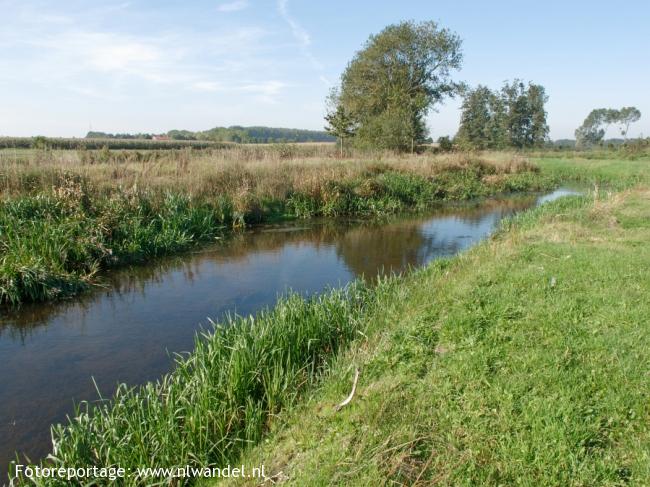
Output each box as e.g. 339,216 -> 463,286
0,189 -> 577,477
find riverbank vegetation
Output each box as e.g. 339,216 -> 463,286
0,148 -> 553,305
11,158 -> 650,485
19,283 -> 379,486
218,175 -> 650,486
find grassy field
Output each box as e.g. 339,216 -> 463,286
10,155 -> 649,485
0,147 -> 553,304
214,163 -> 650,486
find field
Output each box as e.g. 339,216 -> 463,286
0,146 -> 553,304
7,153 -> 650,486
216,162 -> 650,486
0,137 -> 224,150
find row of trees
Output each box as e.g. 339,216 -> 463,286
575,107 -> 641,147
86,131 -> 156,139
454,81 -> 549,150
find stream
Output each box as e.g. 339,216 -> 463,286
0,188 -> 578,478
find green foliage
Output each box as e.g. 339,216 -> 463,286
456,80 -> 549,150
332,20 -> 463,152
194,126 -> 335,143
14,282 -> 379,486
455,85 -> 504,150
86,131 -> 155,140
84,128 -> 335,144
166,129 -> 197,140
0,184 -> 230,304
575,107 -> 642,147
226,177 -> 650,486
324,91 -> 357,156
30,136 -> 50,150
437,135 -> 453,151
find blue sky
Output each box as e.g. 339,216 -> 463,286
1,0 -> 648,139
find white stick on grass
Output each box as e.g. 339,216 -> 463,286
335,368 -> 360,411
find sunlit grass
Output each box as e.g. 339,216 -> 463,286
11,281 -> 388,486
0,148 -> 554,304
220,187 -> 650,486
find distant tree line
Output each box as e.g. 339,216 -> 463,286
86,127 -> 335,144
454,80 -> 549,150
194,126 -> 335,143
86,131 -> 156,140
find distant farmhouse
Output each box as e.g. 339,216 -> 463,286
152,135 -> 170,141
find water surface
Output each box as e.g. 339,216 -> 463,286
0,189 -> 577,478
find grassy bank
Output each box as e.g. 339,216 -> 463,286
0,150 -> 553,304
10,158 -> 650,485
217,186 -> 650,485
11,282 -> 383,485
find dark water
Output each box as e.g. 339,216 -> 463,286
0,189 -> 577,477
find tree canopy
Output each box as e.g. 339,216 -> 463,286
575,107 -> 642,147
455,80 -> 549,150
327,20 -> 463,151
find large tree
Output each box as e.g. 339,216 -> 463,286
327,20 -> 463,152
500,80 -> 549,148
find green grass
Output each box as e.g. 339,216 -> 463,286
0,185 -> 230,304
534,156 -> 650,190
0,158 -> 554,305
9,158 -> 650,485
10,282 -> 383,486
217,187 -> 650,486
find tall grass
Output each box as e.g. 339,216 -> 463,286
0,137 -> 223,150
0,149 -> 555,304
0,147 -> 540,199
12,281 -> 382,486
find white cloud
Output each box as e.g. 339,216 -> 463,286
190,80 -> 288,103
277,0 -> 310,46
238,80 -> 287,96
192,81 -> 223,92
0,1 -> 321,134
276,0 -> 324,74
0,3 -> 281,97
217,0 -> 249,12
